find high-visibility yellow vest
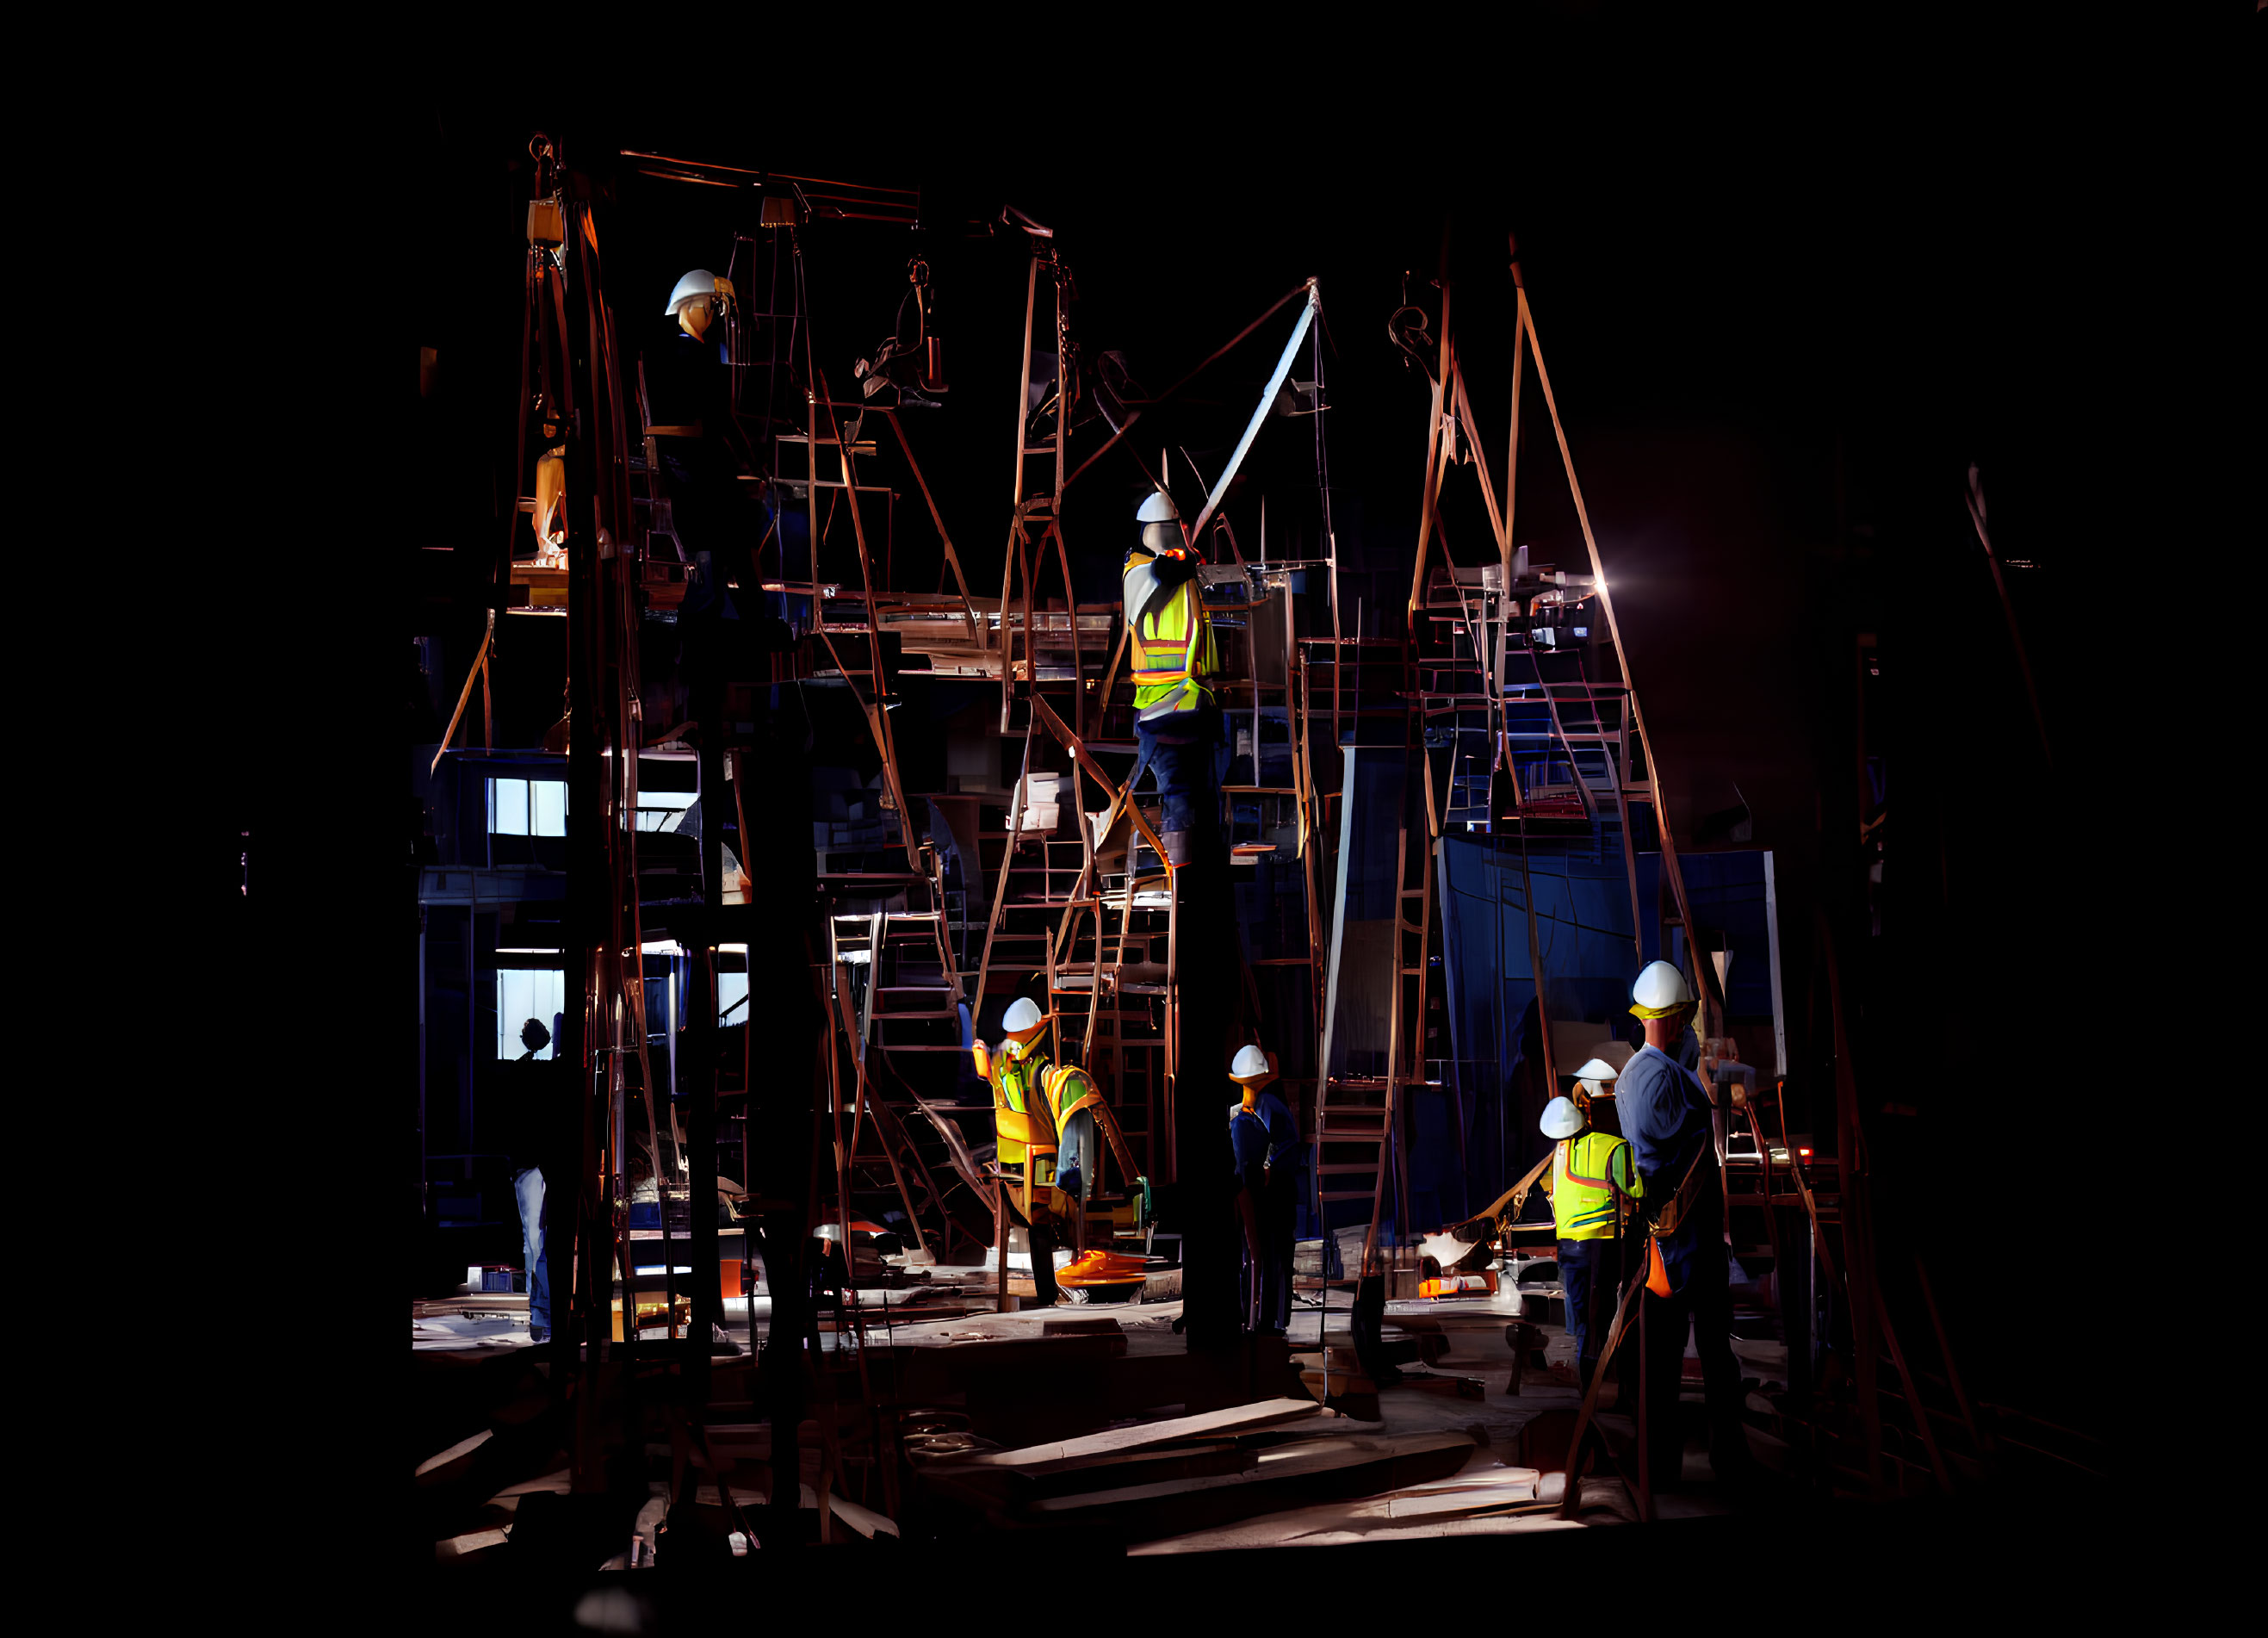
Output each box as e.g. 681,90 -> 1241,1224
1130,578 -> 1216,715
1045,1064 -> 1103,1129
983,1050 -> 1048,1165
1548,1130 -> 1643,1241
978,1049 -> 1100,1168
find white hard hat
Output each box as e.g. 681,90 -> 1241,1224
1629,959 -> 1694,1017
1540,1096 -> 1585,1139
1230,1044 -> 1273,1083
1571,1057 -> 1619,1086
1137,489 -> 1180,524
665,270 -> 734,317
1001,997 -> 1044,1035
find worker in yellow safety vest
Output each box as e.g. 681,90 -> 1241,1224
1570,1053 -> 1621,1132
972,996 -> 1065,1304
1540,1094 -> 1643,1399
973,996 -> 1141,1305
1122,488 -> 1222,867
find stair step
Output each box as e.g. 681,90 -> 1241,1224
1318,1190 -> 1381,1202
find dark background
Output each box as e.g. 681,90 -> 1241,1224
169,15 -> 2247,1589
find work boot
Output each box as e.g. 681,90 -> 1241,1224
1162,830 -> 1192,866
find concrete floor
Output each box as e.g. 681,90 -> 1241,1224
413,1272 -> 1789,1544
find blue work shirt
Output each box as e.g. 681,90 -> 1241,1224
1616,1042 -> 1713,1188
1227,1089 -> 1298,1172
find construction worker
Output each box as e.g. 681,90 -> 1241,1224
1122,488 -> 1222,866
1570,1053 -> 1620,1132
1618,959 -> 1751,1487
971,996 -> 1093,1304
1226,1045 -> 1298,1335
649,270 -> 760,628
505,1018 -> 559,1343
1044,1049 -> 1110,1217
1538,1095 -> 1641,1400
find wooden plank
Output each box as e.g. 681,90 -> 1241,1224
436,1527 -> 512,1561
1131,1461 -> 1548,1554
1026,1430 -> 1478,1540
947,1397 -> 1320,1474
415,1429 -> 494,1480
1017,1443 -> 1255,1499
1031,1431 -> 1472,1511
1397,1372 -> 1487,1401
914,1331 -> 1127,1368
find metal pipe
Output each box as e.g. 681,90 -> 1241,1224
418,913 -> 429,1232
1186,285 -> 1319,545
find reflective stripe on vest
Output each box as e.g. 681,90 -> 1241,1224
1552,1132 -> 1638,1240
993,1058 -> 1057,1164
1132,580 -> 1212,710
1044,1065 -> 1101,1130
1132,584 -> 1202,679
997,1060 -> 1033,1114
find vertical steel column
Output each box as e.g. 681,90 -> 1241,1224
689,687 -> 728,1378
417,910 -> 428,1238
563,336 -> 608,1480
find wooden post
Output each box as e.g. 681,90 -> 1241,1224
1916,1256 -> 1992,1458
1637,1294 -> 1653,1521
687,667 -> 728,1383
995,1170 -> 1010,1314
479,611 -> 493,749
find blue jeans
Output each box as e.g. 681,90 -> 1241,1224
1131,714 -> 1225,837
514,1167 -> 551,1335
1056,1108 -> 1097,1202
1639,1172 -> 1749,1480
1558,1236 -> 1629,1393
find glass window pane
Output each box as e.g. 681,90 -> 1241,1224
492,779 -> 529,836
498,969 -> 566,1059
498,969 -> 529,1058
532,780 -> 566,837
718,971 -> 749,1027
536,971 -> 563,1055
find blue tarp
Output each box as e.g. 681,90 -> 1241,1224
1431,838 -> 1779,1229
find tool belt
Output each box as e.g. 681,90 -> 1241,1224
1646,1145 -> 1713,1240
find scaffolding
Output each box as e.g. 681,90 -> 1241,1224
424,138 -> 1983,1533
